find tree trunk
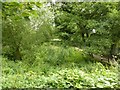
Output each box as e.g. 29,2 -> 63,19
13,46 -> 22,61
81,32 -> 85,43
109,43 -> 117,60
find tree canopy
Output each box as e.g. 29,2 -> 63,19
55,2 -> 120,58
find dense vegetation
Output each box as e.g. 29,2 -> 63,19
1,1 -> 120,89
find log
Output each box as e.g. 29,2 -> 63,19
90,54 -> 118,66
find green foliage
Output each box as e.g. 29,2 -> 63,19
2,2 -> 54,61
2,2 -> 120,89
23,43 -> 85,66
2,60 -> 119,88
2,46 -> 119,88
55,2 -> 120,57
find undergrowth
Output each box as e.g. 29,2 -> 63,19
2,44 -> 119,88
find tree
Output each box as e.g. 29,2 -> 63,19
55,2 -> 120,60
105,4 -> 120,59
2,2 -> 54,61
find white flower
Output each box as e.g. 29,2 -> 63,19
92,29 -> 96,33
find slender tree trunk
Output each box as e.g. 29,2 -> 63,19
13,46 -> 22,61
86,32 -> 91,47
81,32 -> 85,43
81,32 -> 86,48
109,43 -> 117,61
